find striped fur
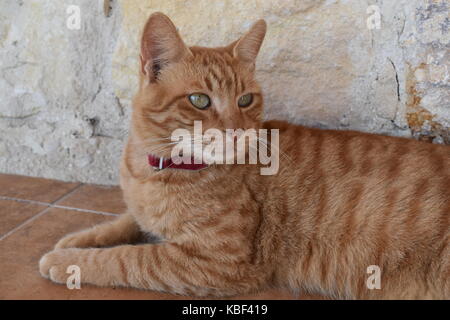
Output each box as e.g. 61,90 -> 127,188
40,13 -> 449,299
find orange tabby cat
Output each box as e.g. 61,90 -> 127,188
39,13 -> 449,299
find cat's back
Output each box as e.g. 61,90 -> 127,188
263,119 -> 449,231
262,120 -> 449,298
263,119 -> 449,181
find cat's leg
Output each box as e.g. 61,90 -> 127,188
55,214 -> 141,249
39,243 -> 264,297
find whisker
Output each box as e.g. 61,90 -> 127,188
257,136 -> 293,164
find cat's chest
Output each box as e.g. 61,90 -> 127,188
124,178 -> 207,239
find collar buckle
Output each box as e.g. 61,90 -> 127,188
153,157 -> 165,171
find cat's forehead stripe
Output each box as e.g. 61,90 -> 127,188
192,50 -> 244,94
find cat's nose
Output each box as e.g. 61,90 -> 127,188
221,114 -> 246,130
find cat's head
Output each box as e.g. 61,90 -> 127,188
132,13 -> 266,162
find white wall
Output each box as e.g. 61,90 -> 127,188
0,0 -> 448,184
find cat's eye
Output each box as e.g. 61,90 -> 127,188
189,93 -> 211,109
238,93 -> 253,108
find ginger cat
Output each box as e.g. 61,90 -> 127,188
40,13 -> 450,299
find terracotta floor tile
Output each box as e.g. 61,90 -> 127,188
0,207 -> 111,299
0,200 -> 47,237
0,207 -> 191,299
0,204 -> 321,300
57,184 -> 126,214
0,173 -> 80,203
0,176 -> 324,300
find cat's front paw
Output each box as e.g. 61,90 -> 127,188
54,231 -> 95,249
39,249 -> 81,284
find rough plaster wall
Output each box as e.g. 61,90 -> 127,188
0,0 -> 448,185
0,0 -> 125,184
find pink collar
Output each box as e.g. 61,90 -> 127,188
148,154 -> 209,171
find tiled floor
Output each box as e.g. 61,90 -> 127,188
0,173 -> 320,300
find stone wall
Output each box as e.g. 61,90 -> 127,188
0,0 -> 448,185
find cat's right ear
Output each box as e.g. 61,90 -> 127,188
140,12 -> 191,83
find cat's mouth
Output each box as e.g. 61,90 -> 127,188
146,129 -> 261,170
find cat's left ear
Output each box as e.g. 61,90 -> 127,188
231,20 -> 267,65
140,12 -> 192,82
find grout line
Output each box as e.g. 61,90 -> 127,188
0,196 -> 49,207
0,195 -> 120,217
0,183 -> 85,208
0,185 -> 120,241
0,205 -> 52,241
51,204 -> 119,217
0,182 -> 85,211
51,183 -> 84,205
